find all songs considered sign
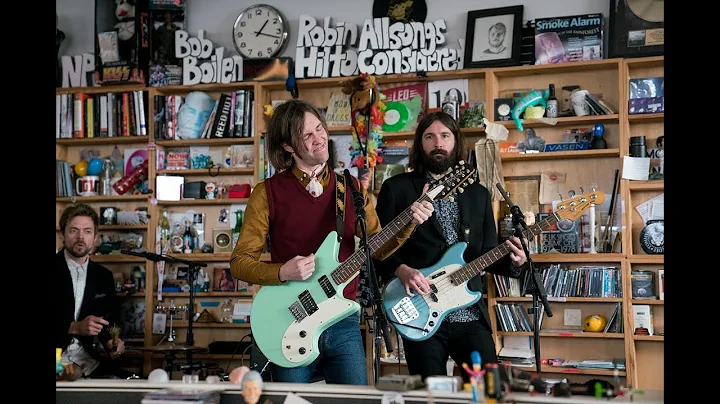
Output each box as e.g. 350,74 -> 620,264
295,15 -> 462,79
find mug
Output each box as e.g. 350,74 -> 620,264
570,90 -> 591,117
76,175 -> 99,196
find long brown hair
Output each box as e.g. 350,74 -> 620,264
408,111 -> 467,172
266,99 -> 329,171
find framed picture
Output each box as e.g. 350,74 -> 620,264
608,0 -> 663,58
464,5 -> 523,68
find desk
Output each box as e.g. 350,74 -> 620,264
56,380 -> 664,404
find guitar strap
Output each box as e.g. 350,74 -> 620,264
335,171 -> 347,243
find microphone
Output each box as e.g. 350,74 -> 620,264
344,169 -> 366,219
121,249 -> 162,261
381,320 -> 394,354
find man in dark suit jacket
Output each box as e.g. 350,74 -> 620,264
374,111 -> 527,382
55,203 -> 132,379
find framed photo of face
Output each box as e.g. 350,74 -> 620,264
464,5 -> 523,68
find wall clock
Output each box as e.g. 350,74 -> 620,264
233,4 -> 289,59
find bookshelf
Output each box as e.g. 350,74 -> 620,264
55,56 -> 664,387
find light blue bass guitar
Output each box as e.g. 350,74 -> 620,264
383,190 -> 604,341
250,161 -> 476,368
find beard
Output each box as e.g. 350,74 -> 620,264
66,241 -> 92,258
422,149 -> 456,174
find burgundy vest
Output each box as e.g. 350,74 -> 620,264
265,169 -> 360,300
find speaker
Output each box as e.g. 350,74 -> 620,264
213,229 -> 233,253
249,335 -> 272,381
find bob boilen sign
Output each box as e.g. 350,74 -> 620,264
296,15 -> 461,79
175,29 -> 243,85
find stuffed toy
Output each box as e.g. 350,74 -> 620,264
340,73 -> 386,169
510,89 -> 549,132
115,0 -> 137,62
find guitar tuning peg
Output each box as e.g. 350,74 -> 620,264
579,187 -> 584,194
558,193 -> 564,201
459,160 -> 465,165
568,190 -> 576,198
458,187 -> 464,193
448,196 -> 455,202
468,178 -> 474,184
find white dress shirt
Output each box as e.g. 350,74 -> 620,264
60,251 -> 99,376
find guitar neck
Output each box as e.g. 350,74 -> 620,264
450,213 -> 559,284
331,193 -> 433,285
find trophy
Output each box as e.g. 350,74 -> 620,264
108,323 -> 122,351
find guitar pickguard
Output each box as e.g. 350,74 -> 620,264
417,265 -> 478,337
282,296 -> 356,363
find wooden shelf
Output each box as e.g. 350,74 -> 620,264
625,56 -> 664,68
151,82 -> 256,94
159,291 -> 254,297
496,114 -> 619,129
498,331 -> 624,339
169,322 -> 251,328
56,136 -> 149,146
156,198 -> 249,206
56,85 -> 148,95
495,297 -> 622,303
529,253 -> 624,263
56,194 -> 149,202
629,255 -> 663,264
628,113 -> 664,122
633,335 -> 664,342
155,137 -> 254,147
628,180 -> 664,191
156,168 -> 253,176
631,299 -> 663,305
117,291 -> 146,297
492,58 -> 622,78
531,367 -> 626,377
501,148 -> 619,161
90,255 -> 146,263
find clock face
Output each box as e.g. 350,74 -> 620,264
233,5 -> 289,59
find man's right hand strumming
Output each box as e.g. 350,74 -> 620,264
279,253 -> 316,281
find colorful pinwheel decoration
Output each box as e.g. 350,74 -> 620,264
341,73 -> 386,169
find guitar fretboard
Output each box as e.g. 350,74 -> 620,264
330,193 -> 433,285
449,213 -> 559,284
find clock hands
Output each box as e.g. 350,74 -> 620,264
254,31 -> 281,39
255,19 -> 269,37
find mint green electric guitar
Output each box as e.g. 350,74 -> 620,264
250,161 -> 476,368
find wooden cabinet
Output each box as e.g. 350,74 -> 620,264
56,56 -> 663,387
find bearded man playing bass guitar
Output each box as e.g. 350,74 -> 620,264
230,99 -> 434,385
374,111 -> 527,383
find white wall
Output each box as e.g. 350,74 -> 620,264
57,0 -> 608,58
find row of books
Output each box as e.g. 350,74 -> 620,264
55,160 -> 74,197
153,89 -> 255,141
55,91 -> 148,139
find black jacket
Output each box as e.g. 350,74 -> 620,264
55,249 -> 121,357
373,169 -> 518,328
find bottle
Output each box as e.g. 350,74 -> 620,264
182,223 -> 194,251
159,210 -> 171,251
590,123 -> 607,149
546,84 -> 558,118
232,210 -> 244,247
220,298 -> 233,323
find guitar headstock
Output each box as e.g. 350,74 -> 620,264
555,190 -> 606,222
426,160 -> 477,201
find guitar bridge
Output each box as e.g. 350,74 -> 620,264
390,297 -> 419,324
289,301 -> 307,322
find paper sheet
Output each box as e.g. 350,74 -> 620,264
635,193 -> 664,223
284,392 -> 314,404
539,171 -> 567,204
622,156 -> 651,180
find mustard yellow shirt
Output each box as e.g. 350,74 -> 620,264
230,164 -> 417,285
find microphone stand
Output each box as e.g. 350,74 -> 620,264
344,170 -> 393,384
121,250 -> 207,374
494,185 -> 553,374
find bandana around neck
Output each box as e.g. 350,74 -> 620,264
305,164 -> 324,197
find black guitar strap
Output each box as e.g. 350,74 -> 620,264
335,171 -> 347,243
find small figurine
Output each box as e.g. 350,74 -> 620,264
241,370 -> 264,404
461,351 -> 485,403
56,348 -> 64,376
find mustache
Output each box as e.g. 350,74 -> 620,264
430,149 -> 448,157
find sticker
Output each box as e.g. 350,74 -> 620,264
381,392 -> 404,404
